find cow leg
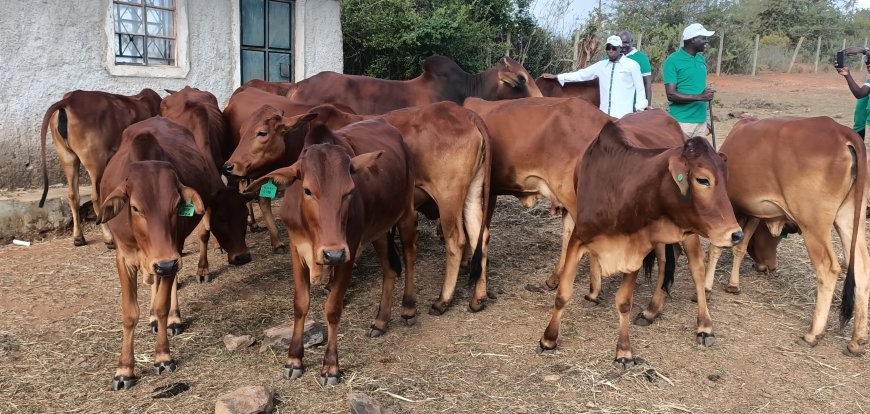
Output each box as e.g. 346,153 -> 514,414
801,228 -> 841,347
704,245 -> 723,292
56,146 -> 85,247
148,277 -> 183,336
112,255 -> 139,390
259,197 -> 286,253
463,163 -> 490,312
196,212 -> 212,282
539,236 -> 584,351
614,270 -> 640,368
684,235 -> 715,346
369,237 -> 398,337
88,172 -> 115,249
724,218 -> 760,294
546,212 -> 575,290
833,205 -> 870,355
285,247 -> 310,380
321,261 -> 353,385
152,274 -> 177,376
636,244 -> 669,325
397,210 -> 418,321
469,225 -> 491,313
430,206 -> 466,315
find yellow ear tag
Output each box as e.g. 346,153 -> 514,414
259,179 -> 277,199
178,199 -> 195,217
677,174 -> 685,182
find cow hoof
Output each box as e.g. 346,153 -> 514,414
846,339 -> 867,356
800,334 -> 822,347
402,315 -> 417,326
111,375 -> 137,391
73,236 -> 86,247
197,274 -> 211,283
150,320 -> 158,334
468,301 -> 486,313
368,325 -> 386,338
429,304 -> 447,316
167,323 -> 184,337
613,357 -> 636,369
634,312 -> 655,326
273,245 -> 287,254
583,295 -> 601,305
283,364 -> 304,380
105,241 -> 116,250
724,285 -> 740,294
696,332 -> 716,347
154,360 -> 177,375
544,279 -> 559,290
536,341 -> 557,354
320,374 -> 341,386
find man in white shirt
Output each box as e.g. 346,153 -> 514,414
542,35 -> 649,118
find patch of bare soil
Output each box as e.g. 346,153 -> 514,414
1,74 -> 868,413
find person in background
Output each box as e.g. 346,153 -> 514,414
836,47 -> 870,140
619,31 -> 653,106
663,23 -> 716,142
541,35 -> 648,118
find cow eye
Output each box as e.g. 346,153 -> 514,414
695,178 -> 710,186
131,205 -> 140,214
257,130 -> 268,137
303,188 -> 312,197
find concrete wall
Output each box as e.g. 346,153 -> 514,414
0,0 -> 342,191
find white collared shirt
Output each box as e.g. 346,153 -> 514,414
557,56 -> 648,118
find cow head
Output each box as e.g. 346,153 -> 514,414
208,187 -> 255,266
495,57 -> 544,98
666,136 -> 743,248
223,105 -> 317,178
248,144 -> 383,266
97,161 -> 205,278
135,88 -> 164,116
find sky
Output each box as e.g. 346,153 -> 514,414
532,0 -> 870,36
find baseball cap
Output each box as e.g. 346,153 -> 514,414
605,35 -> 621,48
682,23 -> 714,40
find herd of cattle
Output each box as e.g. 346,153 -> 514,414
37,55 -> 870,390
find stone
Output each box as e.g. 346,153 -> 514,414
223,334 -> 255,351
215,386 -> 274,414
260,319 -> 324,352
543,374 -> 560,382
350,392 -> 394,414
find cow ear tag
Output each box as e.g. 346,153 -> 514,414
178,199 -> 195,217
677,174 -> 685,182
259,179 -> 277,199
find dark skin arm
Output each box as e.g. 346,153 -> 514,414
665,83 -> 714,103
837,48 -> 870,99
642,75 -> 652,105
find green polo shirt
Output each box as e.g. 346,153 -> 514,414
663,48 -> 708,123
854,78 -> 870,132
626,49 -> 652,76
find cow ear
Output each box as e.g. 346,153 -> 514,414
96,183 -> 129,224
350,151 -> 384,174
498,71 -> 521,88
718,152 -> 728,163
180,186 -> 206,215
668,156 -> 690,196
244,164 -> 300,196
281,113 -> 318,132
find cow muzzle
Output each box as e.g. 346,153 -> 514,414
154,260 -> 179,277
222,162 -> 234,176
229,252 -> 252,266
321,248 -> 347,266
731,230 -> 745,246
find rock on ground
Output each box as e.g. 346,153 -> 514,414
350,392 -> 394,414
223,334 -> 255,351
215,386 -> 274,414
260,319 -> 324,352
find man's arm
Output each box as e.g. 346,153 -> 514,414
665,83 -> 714,103
837,66 -> 870,99
631,64 -> 649,110
553,62 -> 601,86
642,75 -> 652,105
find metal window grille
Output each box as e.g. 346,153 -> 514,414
113,0 -> 176,66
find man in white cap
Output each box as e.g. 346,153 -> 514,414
541,35 -> 648,118
663,23 -> 716,142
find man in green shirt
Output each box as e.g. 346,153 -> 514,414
836,47 -> 870,140
663,23 -> 716,144
619,31 -> 652,106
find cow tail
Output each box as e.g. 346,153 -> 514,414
387,226 -> 402,278
39,99 -> 69,208
663,243 -> 676,295
468,113 -> 492,287
840,135 -> 866,326
642,250 -> 655,280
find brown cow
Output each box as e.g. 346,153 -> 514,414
535,76 -> 599,105
160,86 -> 251,282
237,78 -> 295,96
224,101 -> 492,313
246,117 -> 417,386
287,55 -> 543,114
97,116 -> 251,390
538,122 -> 743,366
39,89 -> 162,247
703,117 -> 869,355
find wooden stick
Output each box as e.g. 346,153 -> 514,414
716,33 -> 724,77
787,36 -> 805,73
752,34 -> 760,76
814,36 -> 822,73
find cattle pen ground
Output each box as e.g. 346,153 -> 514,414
2,72 -> 869,413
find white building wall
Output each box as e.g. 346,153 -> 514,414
0,0 -> 342,190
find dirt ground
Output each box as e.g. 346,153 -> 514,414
2,72 -> 870,413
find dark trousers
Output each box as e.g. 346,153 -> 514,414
859,129 -> 866,140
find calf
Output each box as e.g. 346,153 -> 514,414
97,117 -> 250,390
538,122 -> 743,366
247,117 -> 417,385
39,88 -> 161,247
535,76 -> 599,105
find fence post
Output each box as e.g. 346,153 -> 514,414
813,36 -> 822,73
637,32 -> 643,50
843,38 -> 847,51
716,32 -> 724,76
787,36 -> 805,73
752,34 -> 760,76
572,31 -> 579,70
